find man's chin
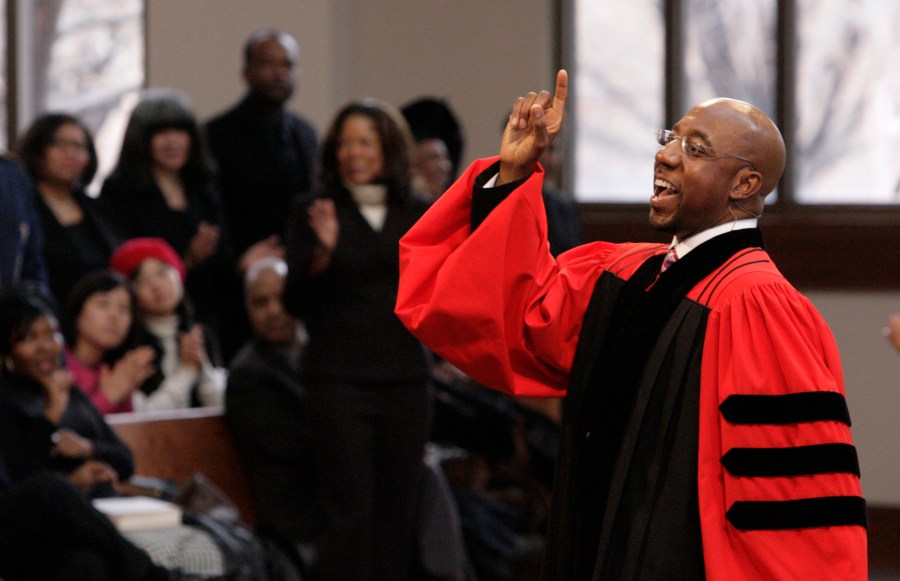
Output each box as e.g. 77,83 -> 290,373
265,88 -> 293,104
648,210 -> 675,234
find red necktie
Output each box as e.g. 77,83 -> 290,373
661,246 -> 679,272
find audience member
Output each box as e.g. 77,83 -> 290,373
16,113 -> 121,304
283,99 -> 431,581
401,97 -> 464,201
206,29 -> 318,259
0,288 -> 133,498
0,465 -> 179,581
225,257 -> 315,557
99,88 -> 233,352
110,238 -> 226,411
411,136 -> 453,201
62,270 -> 156,415
0,287 -> 227,580
0,157 -> 47,291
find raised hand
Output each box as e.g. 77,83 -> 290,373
99,346 -> 157,404
307,198 -> 340,274
42,368 -> 73,424
885,312 -> 900,352
185,221 -> 221,269
179,325 -> 208,370
238,234 -> 286,273
308,198 -> 339,252
498,69 -> 568,186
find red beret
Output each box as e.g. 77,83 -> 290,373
109,237 -> 186,282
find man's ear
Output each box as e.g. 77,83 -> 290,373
730,168 -> 762,201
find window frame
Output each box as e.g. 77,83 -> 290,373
561,0 -> 900,290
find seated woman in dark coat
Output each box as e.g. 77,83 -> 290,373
15,113 -> 120,304
0,288 -> 133,498
0,288 -> 233,579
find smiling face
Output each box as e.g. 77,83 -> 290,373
150,128 -> 191,174
649,100 -> 767,240
10,315 -> 63,382
42,122 -> 91,187
76,287 -> 133,353
336,114 -> 385,186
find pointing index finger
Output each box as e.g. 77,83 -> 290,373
554,69 -> 569,109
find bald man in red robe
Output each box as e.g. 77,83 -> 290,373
396,71 -> 867,580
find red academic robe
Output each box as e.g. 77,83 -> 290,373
396,157 -> 867,580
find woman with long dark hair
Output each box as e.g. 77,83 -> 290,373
99,88 -> 234,350
62,270 -> 155,415
284,100 -> 431,581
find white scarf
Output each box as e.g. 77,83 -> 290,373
345,182 -> 388,231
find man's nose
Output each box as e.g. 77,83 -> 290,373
276,63 -> 292,79
655,141 -> 682,167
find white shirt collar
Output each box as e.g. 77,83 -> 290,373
669,218 -> 758,259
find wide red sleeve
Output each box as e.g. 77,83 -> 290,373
697,273 -> 867,580
396,158 -> 614,397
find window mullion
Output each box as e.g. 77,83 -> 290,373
775,0 -> 796,208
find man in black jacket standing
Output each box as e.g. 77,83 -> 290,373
206,29 -> 318,261
206,29 -> 318,357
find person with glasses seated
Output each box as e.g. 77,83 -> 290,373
395,70 -> 867,580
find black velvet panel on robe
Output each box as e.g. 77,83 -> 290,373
542,228 -> 765,581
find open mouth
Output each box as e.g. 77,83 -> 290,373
34,356 -> 58,376
653,178 -> 680,197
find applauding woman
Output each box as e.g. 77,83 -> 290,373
284,100 -> 430,581
62,271 -> 155,415
109,237 -> 226,411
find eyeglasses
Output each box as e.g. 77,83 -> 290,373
49,138 -> 89,153
655,129 -> 754,168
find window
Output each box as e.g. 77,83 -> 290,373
569,0 -> 900,289
4,0 -> 144,186
572,0 -> 900,205
794,0 -> 900,203
572,2 -> 663,201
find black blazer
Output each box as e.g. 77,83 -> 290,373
0,370 -> 134,487
35,188 -> 120,303
206,96 -> 318,255
284,190 -> 430,384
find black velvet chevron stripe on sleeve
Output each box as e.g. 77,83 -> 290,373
725,496 -> 868,530
719,392 -> 851,425
721,443 -> 860,477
